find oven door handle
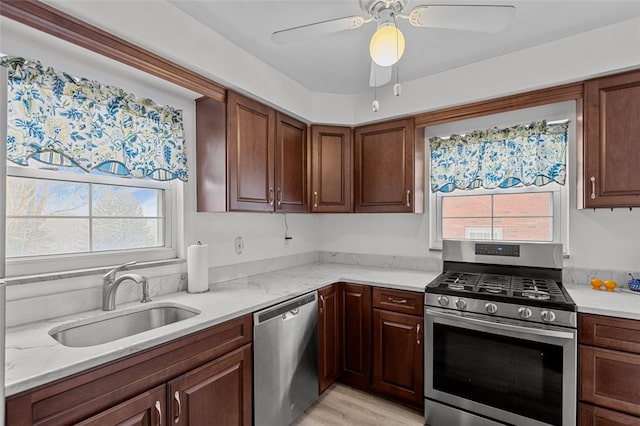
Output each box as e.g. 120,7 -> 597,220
425,308 -> 575,341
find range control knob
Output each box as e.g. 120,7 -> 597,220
541,310 -> 556,323
438,296 -> 450,307
485,303 -> 498,314
518,307 -> 532,319
455,298 -> 467,310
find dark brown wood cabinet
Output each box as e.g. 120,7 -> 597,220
6,315 -> 252,426
582,69 -> 640,208
371,287 -> 424,408
310,125 -> 353,213
579,314 -> 640,424
339,283 -> 372,390
275,112 -> 309,212
354,118 -> 423,213
318,284 -> 340,393
226,91 -> 308,212
168,344 -> 252,426
196,96 -> 227,212
76,385 -> 166,426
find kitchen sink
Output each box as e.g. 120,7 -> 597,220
49,303 -> 201,347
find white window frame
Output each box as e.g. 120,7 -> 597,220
426,101 -> 575,255
5,164 -> 178,277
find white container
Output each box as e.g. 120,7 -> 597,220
187,242 -> 209,293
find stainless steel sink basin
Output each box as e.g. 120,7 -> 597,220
49,303 -> 201,347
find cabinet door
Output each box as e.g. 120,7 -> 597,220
579,402 -> 640,426
339,283 -> 372,390
583,70 -> 640,208
311,125 -> 353,213
227,91 -> 275,212
580,313 -> 640,355
76,385 -> 165,426
168,344 -> 252,426
318,284 -> 340,393
354,118 -> 416,213
275,112 -> 308,212
196,97 -> 227,212
372,309 -> 423,407
579,345 -> 640,417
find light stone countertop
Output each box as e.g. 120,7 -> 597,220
4,262 -> 438,396
565,283 -> 640,321
6,262 -> 640,398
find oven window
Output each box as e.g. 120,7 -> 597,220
433,324 -> 563,425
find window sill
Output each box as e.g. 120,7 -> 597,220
6,257 -> 186,286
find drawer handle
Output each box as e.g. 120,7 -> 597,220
174,391 -> 181,424
313,191 -> 318,208
155,400 -> 162,426
416,323 -> 421,345
389,297 -> 408,304
406,190 -> 411,207
590,176 -> 596,199
269,187 -> 274,205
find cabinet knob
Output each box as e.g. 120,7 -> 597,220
416,323 -> 421,345
277,188 -> 282,206
406,189 -> 411,207
269,187 -> 274,205
590,176 -> 596,199
313,191 -> 318,208
389,297 -> 408,304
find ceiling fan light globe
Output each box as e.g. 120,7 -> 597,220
369,24 -> 405,66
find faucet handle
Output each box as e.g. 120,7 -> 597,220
103,261 -> 137,281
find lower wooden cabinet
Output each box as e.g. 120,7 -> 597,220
77,385 -> 166,426
338,283 -> 372,390
318,284 -> 340,393
579,403 -> 640,426
372,309 -> 423,407
168,344 -> 252,426
579,313 -> 640,424
6,315 -> 253,426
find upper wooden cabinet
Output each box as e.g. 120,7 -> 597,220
354,118 -> 424,213
196,97 -> 227,212
583,70 -> 640,208
311,125 -> 353,213
227,91 -> 308,213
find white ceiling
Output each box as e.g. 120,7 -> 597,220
165,0 -> 640,94
35,0 -> 640,97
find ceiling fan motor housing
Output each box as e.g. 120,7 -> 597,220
360,0 -> 408,17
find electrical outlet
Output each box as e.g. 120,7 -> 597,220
234,236 -> 244,255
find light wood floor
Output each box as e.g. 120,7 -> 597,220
292,383 -> 424,426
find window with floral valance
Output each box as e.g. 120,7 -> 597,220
1,56 -> 188,181
429,120 -> 568,193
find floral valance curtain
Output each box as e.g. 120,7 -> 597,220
1,56 -> 188,181
429,120 -> 568,193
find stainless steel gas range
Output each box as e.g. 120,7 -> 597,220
424,240 -> 577,426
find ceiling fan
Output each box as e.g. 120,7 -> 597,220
272,0 -> 516,89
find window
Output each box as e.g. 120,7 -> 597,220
427,101 -> 574,253
2,56 -> 185,276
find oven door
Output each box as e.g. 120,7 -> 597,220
425,307 -> 576,426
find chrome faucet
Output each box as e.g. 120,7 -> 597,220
102,261 -> 151,311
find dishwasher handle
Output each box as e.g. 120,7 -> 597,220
255,292 -> 317,324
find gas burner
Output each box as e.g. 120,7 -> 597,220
522,290 -> 551,300
485,286 -> 504,294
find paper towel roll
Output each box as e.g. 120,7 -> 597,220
187,243 -> 209,293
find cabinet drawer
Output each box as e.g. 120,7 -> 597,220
580,314 -> 640,355
579,402 -> 640,426
372,287 -> 424,315
579,346 -> 640,417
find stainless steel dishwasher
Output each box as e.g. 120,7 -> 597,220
253,291 -> 319,426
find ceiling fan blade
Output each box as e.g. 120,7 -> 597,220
272,15 -> 367,44
408,5 -> 516,33
369,62 -> 392,88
